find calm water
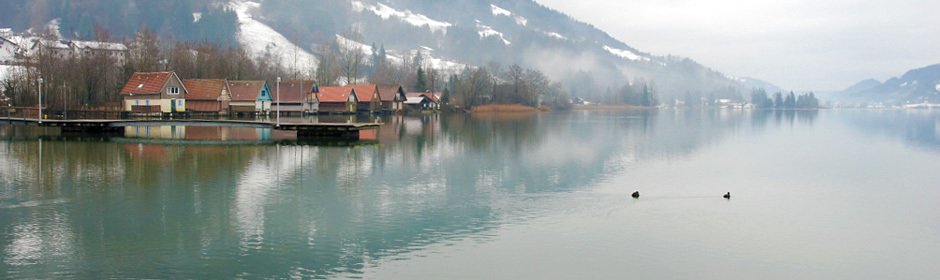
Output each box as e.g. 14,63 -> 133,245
1,110 -> 939,279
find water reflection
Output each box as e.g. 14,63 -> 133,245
2,109 -> 936,278
842,109 -> 940,152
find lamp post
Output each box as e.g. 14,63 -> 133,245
276,76 -> 281,127
38,77 -> 43,124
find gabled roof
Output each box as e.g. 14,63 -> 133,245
229,80 -> 267,102
274,80 -> 314,103
183,79 -> 229,101
318,86 -> 355,103
377,85 -> 406,102
121,72 -> 179,95
349,84 -> 379,102
406,92 -> 441,103
404,94 -> 430,104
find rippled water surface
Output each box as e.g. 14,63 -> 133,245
1,110 -> 939,279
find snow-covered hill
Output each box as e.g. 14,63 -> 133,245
836,64 -> 940,104
0,0 -> 782,101
230,0 -> 318,74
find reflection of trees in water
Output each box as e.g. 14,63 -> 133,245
0,110 -> 823,278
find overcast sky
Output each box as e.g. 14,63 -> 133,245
537,0 -> 940,91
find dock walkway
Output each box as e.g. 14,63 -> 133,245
0,117 -> 381,140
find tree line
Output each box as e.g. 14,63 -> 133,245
2,26 -> 582,111
750,89 -> 820,109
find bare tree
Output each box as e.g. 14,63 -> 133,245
339,37 -> 364,85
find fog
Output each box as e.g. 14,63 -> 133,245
538,0 -> 940,91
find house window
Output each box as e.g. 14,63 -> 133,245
168,87 -> 180,95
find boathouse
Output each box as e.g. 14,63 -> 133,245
273,80 -> 317,115
183,79 -> 231,114
228,80 -> 271,115
378,84 -> 407,113
318,86 -> 358,114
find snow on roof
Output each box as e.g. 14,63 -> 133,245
229,0 -> 319,72
71,40 -> 127,51
602,45 -> 650,62
352,1 -> 452,34
475,20 -> 511,45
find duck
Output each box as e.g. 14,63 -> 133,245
631,191 -> 640,199
723,192 -> 731,199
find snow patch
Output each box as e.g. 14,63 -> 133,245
602,45 -> 649,62
192,12 -> 202,23
229,0 -> 318,73
543,31 -> 566,40
335,35 -> 374,57
490,4 -> 527,26
334,36 -> 464,76
352,1 -> 452,34
935,83 -> 940,92
475,20 -> 511,45
0,65 -> 22,81
490,4 -> 512,16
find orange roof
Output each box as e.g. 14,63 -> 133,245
273,80 -> 314,103
229,80 -> 266,102
317,84 -> 376,103
183,79 -> 228,100
349,84 -> 378,102
120,72 -> 175,95
318,86 -> 354,103
377,85 -> 405,102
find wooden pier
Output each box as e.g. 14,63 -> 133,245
0,117 -> 381,140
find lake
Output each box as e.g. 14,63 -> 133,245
1,109 -> 939,279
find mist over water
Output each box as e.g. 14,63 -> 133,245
1,110 -> 939,279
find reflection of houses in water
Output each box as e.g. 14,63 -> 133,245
123,126 -> 278,142
122,143 -> 170,163
184,126 -> 262,141
124,125 -> 186,139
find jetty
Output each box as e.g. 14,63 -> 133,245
0,117 -> 381,140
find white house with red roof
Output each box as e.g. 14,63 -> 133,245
120,72 -> 188,113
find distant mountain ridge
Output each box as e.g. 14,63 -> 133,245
837,64 -> 940,104
0,0 -> 783,102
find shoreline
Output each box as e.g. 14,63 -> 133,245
571,104 -> 655,111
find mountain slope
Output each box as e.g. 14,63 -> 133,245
0,0 -> 780,102
837,64 -> 940,104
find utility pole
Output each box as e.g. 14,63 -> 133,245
38,77 -> 43,124
276,76 -> 281,127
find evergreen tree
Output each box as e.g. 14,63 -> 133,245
785,91 -> 797,108
414,67 -> 428,92
441,87 -> 450,105
773,92 -> 784,108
